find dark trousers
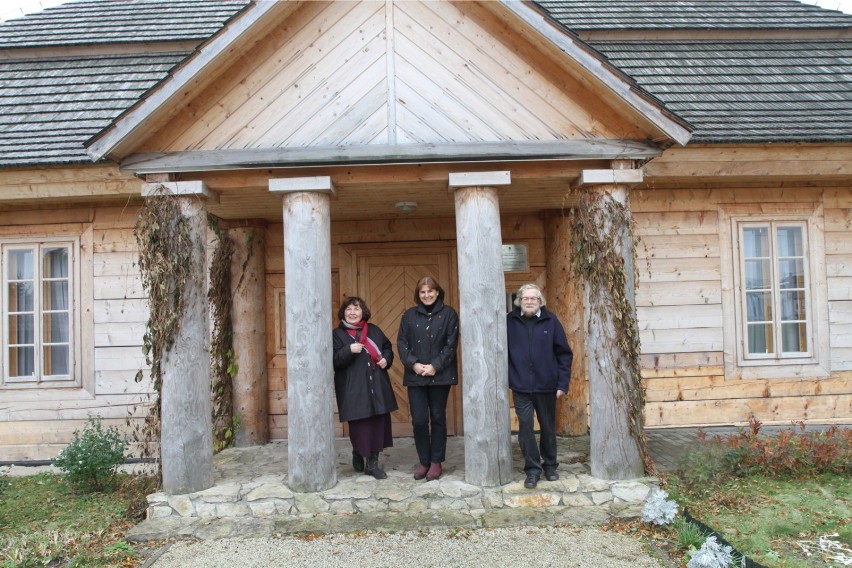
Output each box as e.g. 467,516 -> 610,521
408,385 -> 451,466
513,390 -> 558,476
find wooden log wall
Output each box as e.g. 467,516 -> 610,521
634,186 -> 852,427
0,206 -> 150,461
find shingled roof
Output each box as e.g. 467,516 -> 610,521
0,52 -> 189,166
534,0 -> 852,144
535,0 -> 852,30
589,40 -> 852,143
0,0 -> 250,48
0,0 -> 851,168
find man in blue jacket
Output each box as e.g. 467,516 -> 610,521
507,283 -> 573,489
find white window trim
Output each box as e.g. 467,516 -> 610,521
719,203 -> 830,380
0,224 -> 93,398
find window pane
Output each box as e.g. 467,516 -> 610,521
44,313 -> 70,342
781,322 -> 807,353
745,259 -> 771,289
9,346 -> 35,377
8,249 -> 34,279
780,290 -> 806,321
778,259 -> 805,289
743,227 -> 769,257
43,281 -> 69,311
746,291 -> 772,322
8,313 -> 34,344
747,323 -> 773,354
8,281 -> 34,311
42,247 -> 68,278
777,226 -> 803,257
43,344 -> 69,376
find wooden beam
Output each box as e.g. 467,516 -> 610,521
120,139 -> 662,174
448,171 -> 511,187
577,169 -> 643,186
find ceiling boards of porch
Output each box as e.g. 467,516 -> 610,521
134,0 -> 653,156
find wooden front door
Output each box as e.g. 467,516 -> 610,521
341,243 -> 460,437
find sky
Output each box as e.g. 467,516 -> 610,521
1,0 -> 852,22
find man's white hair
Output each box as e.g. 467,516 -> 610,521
513,283 -> 546,307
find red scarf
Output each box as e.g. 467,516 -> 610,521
344,321 -> 382,364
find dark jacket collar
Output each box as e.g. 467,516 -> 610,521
509,306 -> 551,321
417,299 -> 445,315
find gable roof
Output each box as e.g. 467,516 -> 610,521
0,0 -> 850,169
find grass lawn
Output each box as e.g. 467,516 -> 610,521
666,472 -> 851,567
0,472 -> 156,567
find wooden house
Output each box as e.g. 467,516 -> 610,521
0,0 -> 849,488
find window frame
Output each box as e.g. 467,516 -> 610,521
736,220 -> 811,361
719,203 -> 829,380
1,236 -> 82,389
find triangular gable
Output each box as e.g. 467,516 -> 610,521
88,0 -> 691,164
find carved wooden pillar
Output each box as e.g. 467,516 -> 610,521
449,171 -> 513,487
577,167 -> 644,480
544,210 -> 588,436
143,181 -> 214,495
229,224 -> 269,446
270,177 -> 336,492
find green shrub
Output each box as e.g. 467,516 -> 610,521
54,416 -> 127,493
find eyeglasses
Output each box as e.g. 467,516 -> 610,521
520,297 -> 540,303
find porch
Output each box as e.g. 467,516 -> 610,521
126,432 -> 679,542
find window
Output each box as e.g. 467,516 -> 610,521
719,203 -> 829,379
2,240 -> 76,385
739,222 -> 810,359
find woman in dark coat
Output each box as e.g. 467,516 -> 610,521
332,296 -> 398,479
397,277 -> 459,481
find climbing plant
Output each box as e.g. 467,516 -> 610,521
208,215 -> 238,453
131,186 -> 194,463
567,186 -> 653,472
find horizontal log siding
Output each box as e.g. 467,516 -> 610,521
636,187 -> 852,427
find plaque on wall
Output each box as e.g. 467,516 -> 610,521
502,243 -> 529,272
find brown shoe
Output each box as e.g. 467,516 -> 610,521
414,463 -> 429,480
426,462 -> 442,481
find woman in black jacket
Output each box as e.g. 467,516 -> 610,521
397,277 -> 459,481
332,296 -> 398,479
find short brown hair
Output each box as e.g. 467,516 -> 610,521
337,296 -> 371,321
414,276 -> 445,304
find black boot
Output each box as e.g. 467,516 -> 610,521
352,450 -> 364,473
365,453 -> 387,479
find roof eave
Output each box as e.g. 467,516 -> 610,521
501,0 -> 692,146
85,0 -> 291,163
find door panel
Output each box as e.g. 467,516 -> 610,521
347,246 -> 460,437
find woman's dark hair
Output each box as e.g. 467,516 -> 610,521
413,276 -> 445,304
337,296 -> 371,321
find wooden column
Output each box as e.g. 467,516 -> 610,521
449,171 -> 513,487
229,225 -> 269,447
578,168 -> 644,480
143,181 -> 215,495
544,210 -> 588,436
270,177 -> 336,492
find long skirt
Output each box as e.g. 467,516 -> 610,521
349,413 -> 393,458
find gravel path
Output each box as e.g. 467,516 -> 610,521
146,526 -> 666,568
